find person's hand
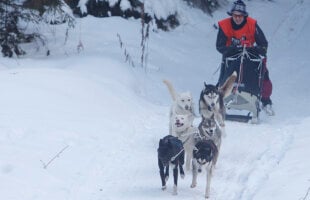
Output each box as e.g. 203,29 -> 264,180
225,46 -> 242,56
255,46 -> 267,56
247,46 -> 266,56
246,47 -> 258,54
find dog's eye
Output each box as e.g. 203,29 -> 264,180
181,99 -> 185,102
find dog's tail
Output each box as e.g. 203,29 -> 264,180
163,79 -> 177,101
219,71 -> 237,98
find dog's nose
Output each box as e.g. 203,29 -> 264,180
185,105 -> 189,110
211,103 -> 215,107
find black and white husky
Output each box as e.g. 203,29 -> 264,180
199,71 -> 237,127
191,139 -> 218,199
157,135 -> 185,195
197,114 -> 222,165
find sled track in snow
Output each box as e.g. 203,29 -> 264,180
213,124 -> 294,200
270,0 -> 310,46
238,128 -> 293,200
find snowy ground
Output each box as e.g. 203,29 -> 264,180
1,0 -> 310,200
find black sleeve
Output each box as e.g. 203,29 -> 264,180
255,23 -> 268,54
216,27 -> 242,56
216,27 -> 228,55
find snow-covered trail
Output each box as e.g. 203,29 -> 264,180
125,1 -> 310,199
56,2 -> 310,200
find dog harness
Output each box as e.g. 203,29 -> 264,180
197,128 -> 213,139
170,148 -> 184,162
194,140 -> 217,164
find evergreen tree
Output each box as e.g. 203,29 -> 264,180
184,0 -> 220,15
0,0 -> 43,57
70,0 -> 179,31
41,0 -> 76,47
24,0 -> 75,26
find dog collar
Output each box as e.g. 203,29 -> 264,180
197,160 -> 207,165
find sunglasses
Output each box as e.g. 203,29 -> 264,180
232,13 -> 244,18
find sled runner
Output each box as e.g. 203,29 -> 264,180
218,46 -> 265,123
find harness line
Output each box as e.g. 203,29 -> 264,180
236,45 -> 247,92
171,148 -> 184,162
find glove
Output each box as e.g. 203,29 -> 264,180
225,46 -> 242,56
247,46 -> 267,56
246,47 -> 258,55
256,46 -> 267,56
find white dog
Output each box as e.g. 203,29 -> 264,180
172,114 -> 198,171
163,79 -> 195,135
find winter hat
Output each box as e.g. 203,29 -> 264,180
227,0 -> 248,17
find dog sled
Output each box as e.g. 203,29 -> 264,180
218,46 -> 266,123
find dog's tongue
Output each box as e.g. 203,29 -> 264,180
175,122 -> 183,127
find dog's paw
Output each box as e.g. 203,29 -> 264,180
172,185 -> 177,195
221,129 -> 227,138
222,131 -> 227,138
190,183 -> 196,188
180,173 -> 185,179
165,176 -> 169,182
251,117 -> 259,124
161,185 -> 167,191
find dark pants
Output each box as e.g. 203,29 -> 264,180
218,57 -> 272,105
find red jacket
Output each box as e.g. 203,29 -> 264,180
218,17 -> 256,47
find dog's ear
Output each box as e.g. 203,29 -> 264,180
166,138 -> 172,146
159,139 -> 164,146
204,82 -> 208,88
160,138 -> 169,145
184,91 -> 192,99
219,71 -> 237,98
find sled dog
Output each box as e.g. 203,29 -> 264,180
197,114 -> 222,165
199,71 -> 237,127
172,114 -> 198,171
157,135 -> 185,195
163,79 -> 195,135
191,139 -> 218,199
